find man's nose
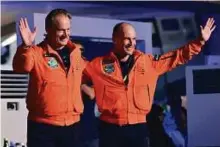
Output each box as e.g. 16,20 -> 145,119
64,30 -> 69,37
131,39 -> 136,47
125,43 -> 132,48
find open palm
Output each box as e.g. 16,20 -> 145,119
19,18 -> 37,46
200,18 -> 216,42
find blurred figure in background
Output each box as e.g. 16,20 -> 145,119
163,104 -> 186,147
147,104 -> 175,147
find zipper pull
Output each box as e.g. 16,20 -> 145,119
43,81 -> 47,87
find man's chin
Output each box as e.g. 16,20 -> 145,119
125,50 -> 134,55
59,41 -> 68,46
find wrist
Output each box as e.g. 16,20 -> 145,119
21,43 -> 32,49
199,36 -> 206,46
200,40 -> 205,46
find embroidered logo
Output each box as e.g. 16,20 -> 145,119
48,57 -> 58,68
103,63 -> 115,74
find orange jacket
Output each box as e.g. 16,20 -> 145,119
13,40 -> 85,126
83,39 -> 204,126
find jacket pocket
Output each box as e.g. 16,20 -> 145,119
100,85 -> 125,114
133,85 -> 151,111
72,89 -> 84,113
38,81 -> 67,116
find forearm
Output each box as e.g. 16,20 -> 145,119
152,38 -> 204,75
81,84 -> 95,100
13,44 -> 35,73
178,37 -> 204,63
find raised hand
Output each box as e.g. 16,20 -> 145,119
19,18 -> 37,46
200,17 -> 216,42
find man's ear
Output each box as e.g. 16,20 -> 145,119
46,28 -> 50,34
112,37 -> 117,44
46,27 -> 53,35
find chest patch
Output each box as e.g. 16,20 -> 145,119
103,63 -> 115,74
102,57 -> 116,74
47,57 -> 58,68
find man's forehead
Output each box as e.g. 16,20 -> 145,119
121,26 -> 136,36
53,16 -> 70,27
54,15 -> 70,23
120,23 -> 135,30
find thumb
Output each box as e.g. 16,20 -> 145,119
200,25 -> 203,31
33,26 -> 37,38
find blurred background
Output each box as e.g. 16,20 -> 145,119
1,1 -> 220,147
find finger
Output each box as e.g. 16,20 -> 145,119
205,18 -> 210,27
24,18 -> 30,30
207,18 -> 213,27
19,27 -> 25,40
22,18 -> 26,28
19,20 -> 23,30
24,17 -> 27,28
20,18 -> 25,29
208,18 -> 214,27
211,25 -> 216,32
209,19 -> 215,28
19,26 -> 23,35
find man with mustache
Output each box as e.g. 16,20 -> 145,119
82,18 -> 216,147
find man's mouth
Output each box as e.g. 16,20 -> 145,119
125,46 -> 134,51
126,48 -> 133,51
125,44 -> 132,49
60,38 -> 68,41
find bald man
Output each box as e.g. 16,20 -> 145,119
82,18 -> 216,147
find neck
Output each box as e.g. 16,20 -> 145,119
120,55 -> 130,62
114,52 -> 130,62
113,47 -> 133,62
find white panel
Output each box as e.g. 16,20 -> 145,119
1,99 -> 28,145
186,65 -> 220,147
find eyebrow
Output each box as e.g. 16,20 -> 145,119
124,37 -> 136,39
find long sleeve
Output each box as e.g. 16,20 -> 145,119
148,38 -> 204,75
82,62 -> 93,85
12,44 -> 35,73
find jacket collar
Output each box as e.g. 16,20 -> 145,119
104,49 -> 144,62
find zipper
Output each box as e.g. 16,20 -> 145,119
102,86 -> 106,108
146,85 -> 151,104
126,85 -> 129,124
42,80 -> 47,87
115,54 -> 143,87
64,74 -> 68,125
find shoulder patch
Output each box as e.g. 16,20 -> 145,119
103,63 -> 115,74
102,56 -> 115,74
